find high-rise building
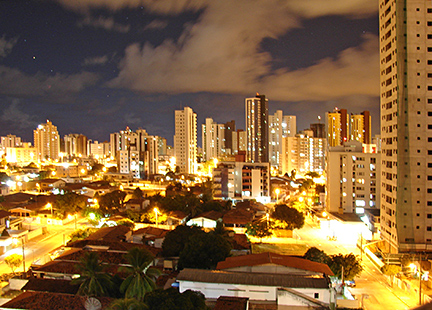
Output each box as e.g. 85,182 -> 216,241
1,135 -> 22,148
326,141 -> 380,214
246,93 -> 269,163
224,120 -> 236,154
281,129 -> 325,176
174,107 -> 197,174
269,111 -> 296,174
310,123 -> 325,139
202,118 -> 224,162
379,0 -> 432,253
325,108 -> 348,147
33,120 -> 60,162
350,111 -> 371,144
64,134 -> 88,157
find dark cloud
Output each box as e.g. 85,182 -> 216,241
77,15 -> 131,33
0,35 -> 18,58
0,99 -> 39,130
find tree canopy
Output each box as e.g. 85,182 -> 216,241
328,253 -> 363,280
271,204 -> 305,230
5,254 -> 22,275
54,192 -> 87,219
144,288 -> 208,310
98,190 -> 127,215
246,220 -> 272,242
303,247 -> 330,264
162,225 -> 204,257
178,232 -> 232,270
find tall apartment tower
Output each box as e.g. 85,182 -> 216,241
350,111 -> 371,144
202,118 -> 224,162
174,107 -> 197,174
33,120 -> 60,162
325,108 -> 348,147
64,134 -> 88,157
246,93 -> 269,163
269,111 -> 296,174
379,1 -> 432,253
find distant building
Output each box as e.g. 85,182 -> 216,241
246,93 -> 269,163
64,134 -> 87,157
1,135 -> 22,149
174,107 -> 197,174
269,111 -> 296,174
224,120 -> 236,155
326,140 -> 380,214
33,120 -> 60,162
88,140 -> 110,160
5,142 -> 36,166
202,118 -> 224,162
281,129 -> 325,176
350,111 -> 371,144
213,160 -> 270,203
310,123 -> 325,139
325,108 -> 348,147
232,130 -> 247,155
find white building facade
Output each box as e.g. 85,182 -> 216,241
174,107 -> 197,174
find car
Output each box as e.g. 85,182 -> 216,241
345,280 -> 356,287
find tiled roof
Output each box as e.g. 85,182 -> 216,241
22,278 -> 78,295
32,260 -> 119,275
231,234 -> 250,250
86,225 -> 130,241
40,178 -> 65,184
192,210 -> 223,221
56,248 -> 128,265
0,210 -> 11,219
216,252 -> 334,276
214,296 -> 249,310
177,268 -> 330,288
66,239 -> 161,256
133,226 -> 169,238
222,209 -> 253,225
1,291 -> 113,310
166,210 -> 187,220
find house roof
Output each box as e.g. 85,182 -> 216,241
40,178 -> 65,184
66,239 -> 161,256
214,296 -> 249,310
166,210 -> 187,220
124,198 -> 144,205
86,225 -> 130,241
222,209 -> 253,225
32,260 -> 120,275
133,226 -> 169,238
177,269 -> 330,289
22,278 -> 79,295
1,291 -> 113,310
216,252 -> 334,276
192,210 -> 223,221
56,248 -> 128,265
231,234 -> 250,250
0,210 -> 11,219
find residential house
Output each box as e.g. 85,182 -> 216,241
131,226 -> 169,248
165,210 -> 187,226
186,210 -> 223,228
38,179 -> 66,193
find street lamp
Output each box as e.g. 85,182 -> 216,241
46,203 -> 53,217
275,188 -> 280,202
154,208 -> 159,226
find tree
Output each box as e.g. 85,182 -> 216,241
120,247 -> 161,301
271,204 -> 305,230
72,251 -> 114,297
132,187 -> 144,200
107,298 -> 148,310
145,288 -> 208,310
246,221 -> 272,242
54,192 -> 87,219
303,247 -> 330,264
305,171 -> 320,179
116,218 -> 135,229
5,254 -> 22,275
178,232 -> 232,270
98,190 -> 127,215
162,225 -> 204,257
328,253 -> 363,281
381,264 -> 401,287
69,227 -> 98,242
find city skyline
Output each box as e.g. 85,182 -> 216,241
0,0 -> 379,144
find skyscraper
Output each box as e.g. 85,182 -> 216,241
174,107 -> 197,174
33,120 -> 60,162
269,111 -> 296,174
350,111 -> 371,144
246,93 -> 269,163
202,118 -> 224,162
325,108 -> 348,147
379,0 -> 432,253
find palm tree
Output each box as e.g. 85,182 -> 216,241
72,251 -> 113,297
107,298 -> 148,310
120,247 -> 161,302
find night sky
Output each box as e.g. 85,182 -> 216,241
0,0 -> 379,146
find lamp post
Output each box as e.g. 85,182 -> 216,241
275,188 -> 280,203
154,208 -> 159,226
